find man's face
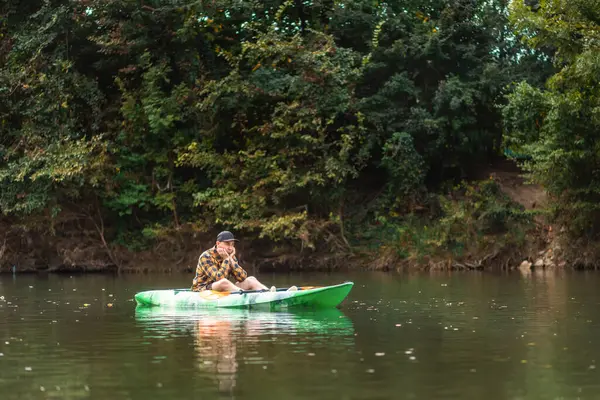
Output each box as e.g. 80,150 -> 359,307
217,241 -> 235,254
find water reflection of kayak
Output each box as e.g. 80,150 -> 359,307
134,281 -> 354,310
134,307 -> 356,396
134,307 -> 355,337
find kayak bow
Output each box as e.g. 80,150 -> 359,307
134,281 -> 354,310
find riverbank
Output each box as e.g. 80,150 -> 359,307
0,225 -> 587,274
0,161 -> 593,274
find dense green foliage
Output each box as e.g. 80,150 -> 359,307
358,178 -> 531,266
504,0 -> 600,237
0,0 -> 559,264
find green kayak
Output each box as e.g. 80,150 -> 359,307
134,281 -> 354,310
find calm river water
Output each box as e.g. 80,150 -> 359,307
2,270 -> 600,399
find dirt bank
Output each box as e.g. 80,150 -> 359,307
0,160 -> 579,274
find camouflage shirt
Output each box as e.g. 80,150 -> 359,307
191,246 -> 248,291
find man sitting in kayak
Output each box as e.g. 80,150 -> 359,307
192,231 -> 297,293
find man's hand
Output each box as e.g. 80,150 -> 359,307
227,247 -> 236,259
216,247 -> 229,259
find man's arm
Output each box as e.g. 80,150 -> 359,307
228,255 -> 248,283
199,253 -> 229,282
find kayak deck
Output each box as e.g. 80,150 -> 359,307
134,281 -> 354,310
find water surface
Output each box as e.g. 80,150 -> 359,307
1,270 -> 600,399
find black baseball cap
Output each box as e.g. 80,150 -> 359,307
216,231 -> 238,242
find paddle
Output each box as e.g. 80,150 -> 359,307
174,287 -> 302,295
231,287 -> 303,294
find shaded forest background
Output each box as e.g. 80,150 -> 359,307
1,0 -> 599,272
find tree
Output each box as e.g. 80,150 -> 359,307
504,0 -> 600,236
0,0 -> 555,260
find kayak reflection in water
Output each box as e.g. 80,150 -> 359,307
134,307 -> 356,395
191,230 -> 297,293
193,315 -> 261,394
